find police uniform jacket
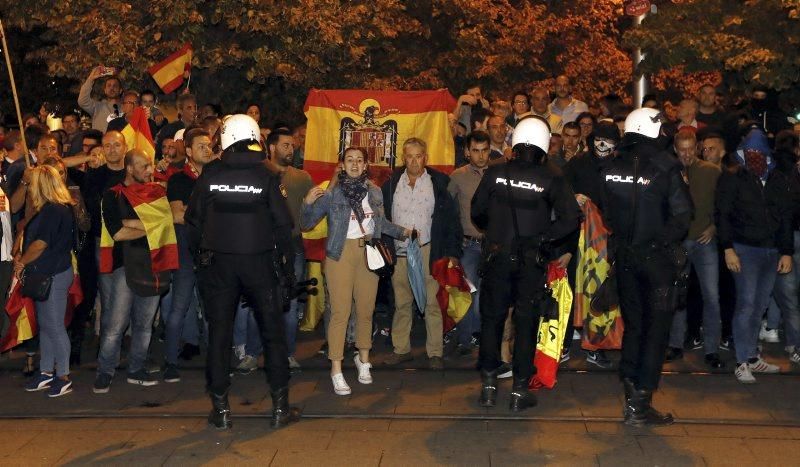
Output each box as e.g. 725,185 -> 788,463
600,137 -> 692,250
184,150 -> 294,258
471,159 -> 581,250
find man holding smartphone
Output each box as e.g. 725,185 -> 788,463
78,65 -> 122,132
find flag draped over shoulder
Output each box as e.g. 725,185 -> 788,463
304,89 -> 457,184
99,183 -> 178,274
573,200 -> 623,350
530,262 -> 572,390
147,43 -> 192,94
431,258 -> 473,335
120,107 -> 155,159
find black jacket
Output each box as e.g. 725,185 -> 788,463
185,151 -> 294,260
716,157 -> 795,255
471,159 -> 581,253
381,167 -> 462,269
563,151 -> 613,212
601,136 -> 693,251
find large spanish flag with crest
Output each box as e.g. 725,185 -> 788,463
304,89 -> 457,184
99,183 -> 179,275
120,107 -> 156,159
148,43 -> 192,94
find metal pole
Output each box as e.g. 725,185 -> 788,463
632,13 -> 648,109
0,18 -> 30,167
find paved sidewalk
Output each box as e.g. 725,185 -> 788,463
2,328 -> 800,465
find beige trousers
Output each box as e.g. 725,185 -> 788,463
324,239 -> 378,362
391,243 -> 443,357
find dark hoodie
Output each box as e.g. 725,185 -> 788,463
715,129 -> 794,255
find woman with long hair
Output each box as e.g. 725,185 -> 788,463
17,165 -> 77,397
301,148 -> 410,395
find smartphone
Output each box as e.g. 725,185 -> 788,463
98,66 -> 116,77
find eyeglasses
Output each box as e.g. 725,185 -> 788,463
123,101 -> 137,105
512,100 -> 527,105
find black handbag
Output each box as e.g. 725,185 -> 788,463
21,268 -> 53,301
368,237 -> 396,277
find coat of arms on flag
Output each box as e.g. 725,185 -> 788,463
304,89 -> 456,184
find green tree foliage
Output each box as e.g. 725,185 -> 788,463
625,0 -> 800,97
0,0 -> 645,116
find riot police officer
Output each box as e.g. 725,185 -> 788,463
471,117 -> 581,411
600,108 -> 692,426
185,114 -> 298,430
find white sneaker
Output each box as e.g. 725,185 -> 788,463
735,362 -> 756,384
354,354 -> 373,384
790,351 -> 800,364
759,321 -> 780,343
748,357 -> 780,374
288,356 -> 301,369
785,346 -> 796,355
331,373 -> 351,395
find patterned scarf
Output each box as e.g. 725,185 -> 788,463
338,170 -> 369,224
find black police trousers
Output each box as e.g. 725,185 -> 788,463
478,251 -> 546,381
616,247 -> 676,391
197,252 -> 289,395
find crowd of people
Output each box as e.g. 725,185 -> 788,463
1,67 -> 798,425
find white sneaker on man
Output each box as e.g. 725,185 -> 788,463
288,356 -> 301,370
759,321 -> 780,343
790,351 -> 800,365
354,354 -> 373,384
748,357 -> 780,373
735,363 -> 756,384
331,373 -> 351,395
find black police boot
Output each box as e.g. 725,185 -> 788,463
270,387 -> 300,429
622,377 -> 636,418
208,390 -> 232,430
623,389 -> 674,427
479,368 -> 498,407
509,377 -> 537,412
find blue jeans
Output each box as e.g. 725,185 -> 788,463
669,239 -> 721,354
456,238 -> 482,346
165,251 -> 198,365
96,267 -> 161,376
234,302 -> 262,357
284,248 -> 306,357
732,243 -> 779,363
767,231 -> 800,348
95,237 -> 112,322
36,267 -> 73,377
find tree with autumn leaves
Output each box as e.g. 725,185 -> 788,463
0,0 -> 798,118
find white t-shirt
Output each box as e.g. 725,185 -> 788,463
346,196 -> 375,239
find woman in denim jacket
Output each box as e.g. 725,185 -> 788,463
302,148 -> 410,395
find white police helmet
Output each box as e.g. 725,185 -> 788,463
511,116 -> 550,153
624,108 -> 664,139
220,114 -> 261,151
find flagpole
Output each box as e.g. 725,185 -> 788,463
0,18 -> 30,167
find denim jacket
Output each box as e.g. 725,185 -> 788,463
301,181 -> 407,261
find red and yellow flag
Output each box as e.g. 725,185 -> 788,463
303,89 -> 457,184
0,255 -> 83,352
100,183 -> 178,274
120,107 -> 155,159
573,200 -> 624,350
148,43 -> 192,94
530,262 -> 572,390
431,258 -> 473,335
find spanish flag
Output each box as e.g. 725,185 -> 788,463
573,200 -> 624,350
120,107 -> 156,159
299,180 -> 329,332
530,262 -> 572,390
431,258 -> 473,335
303,89 -> 457,184
148,43 -> 192,94
99,183 -> 179,275
0,255 -> 83,352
